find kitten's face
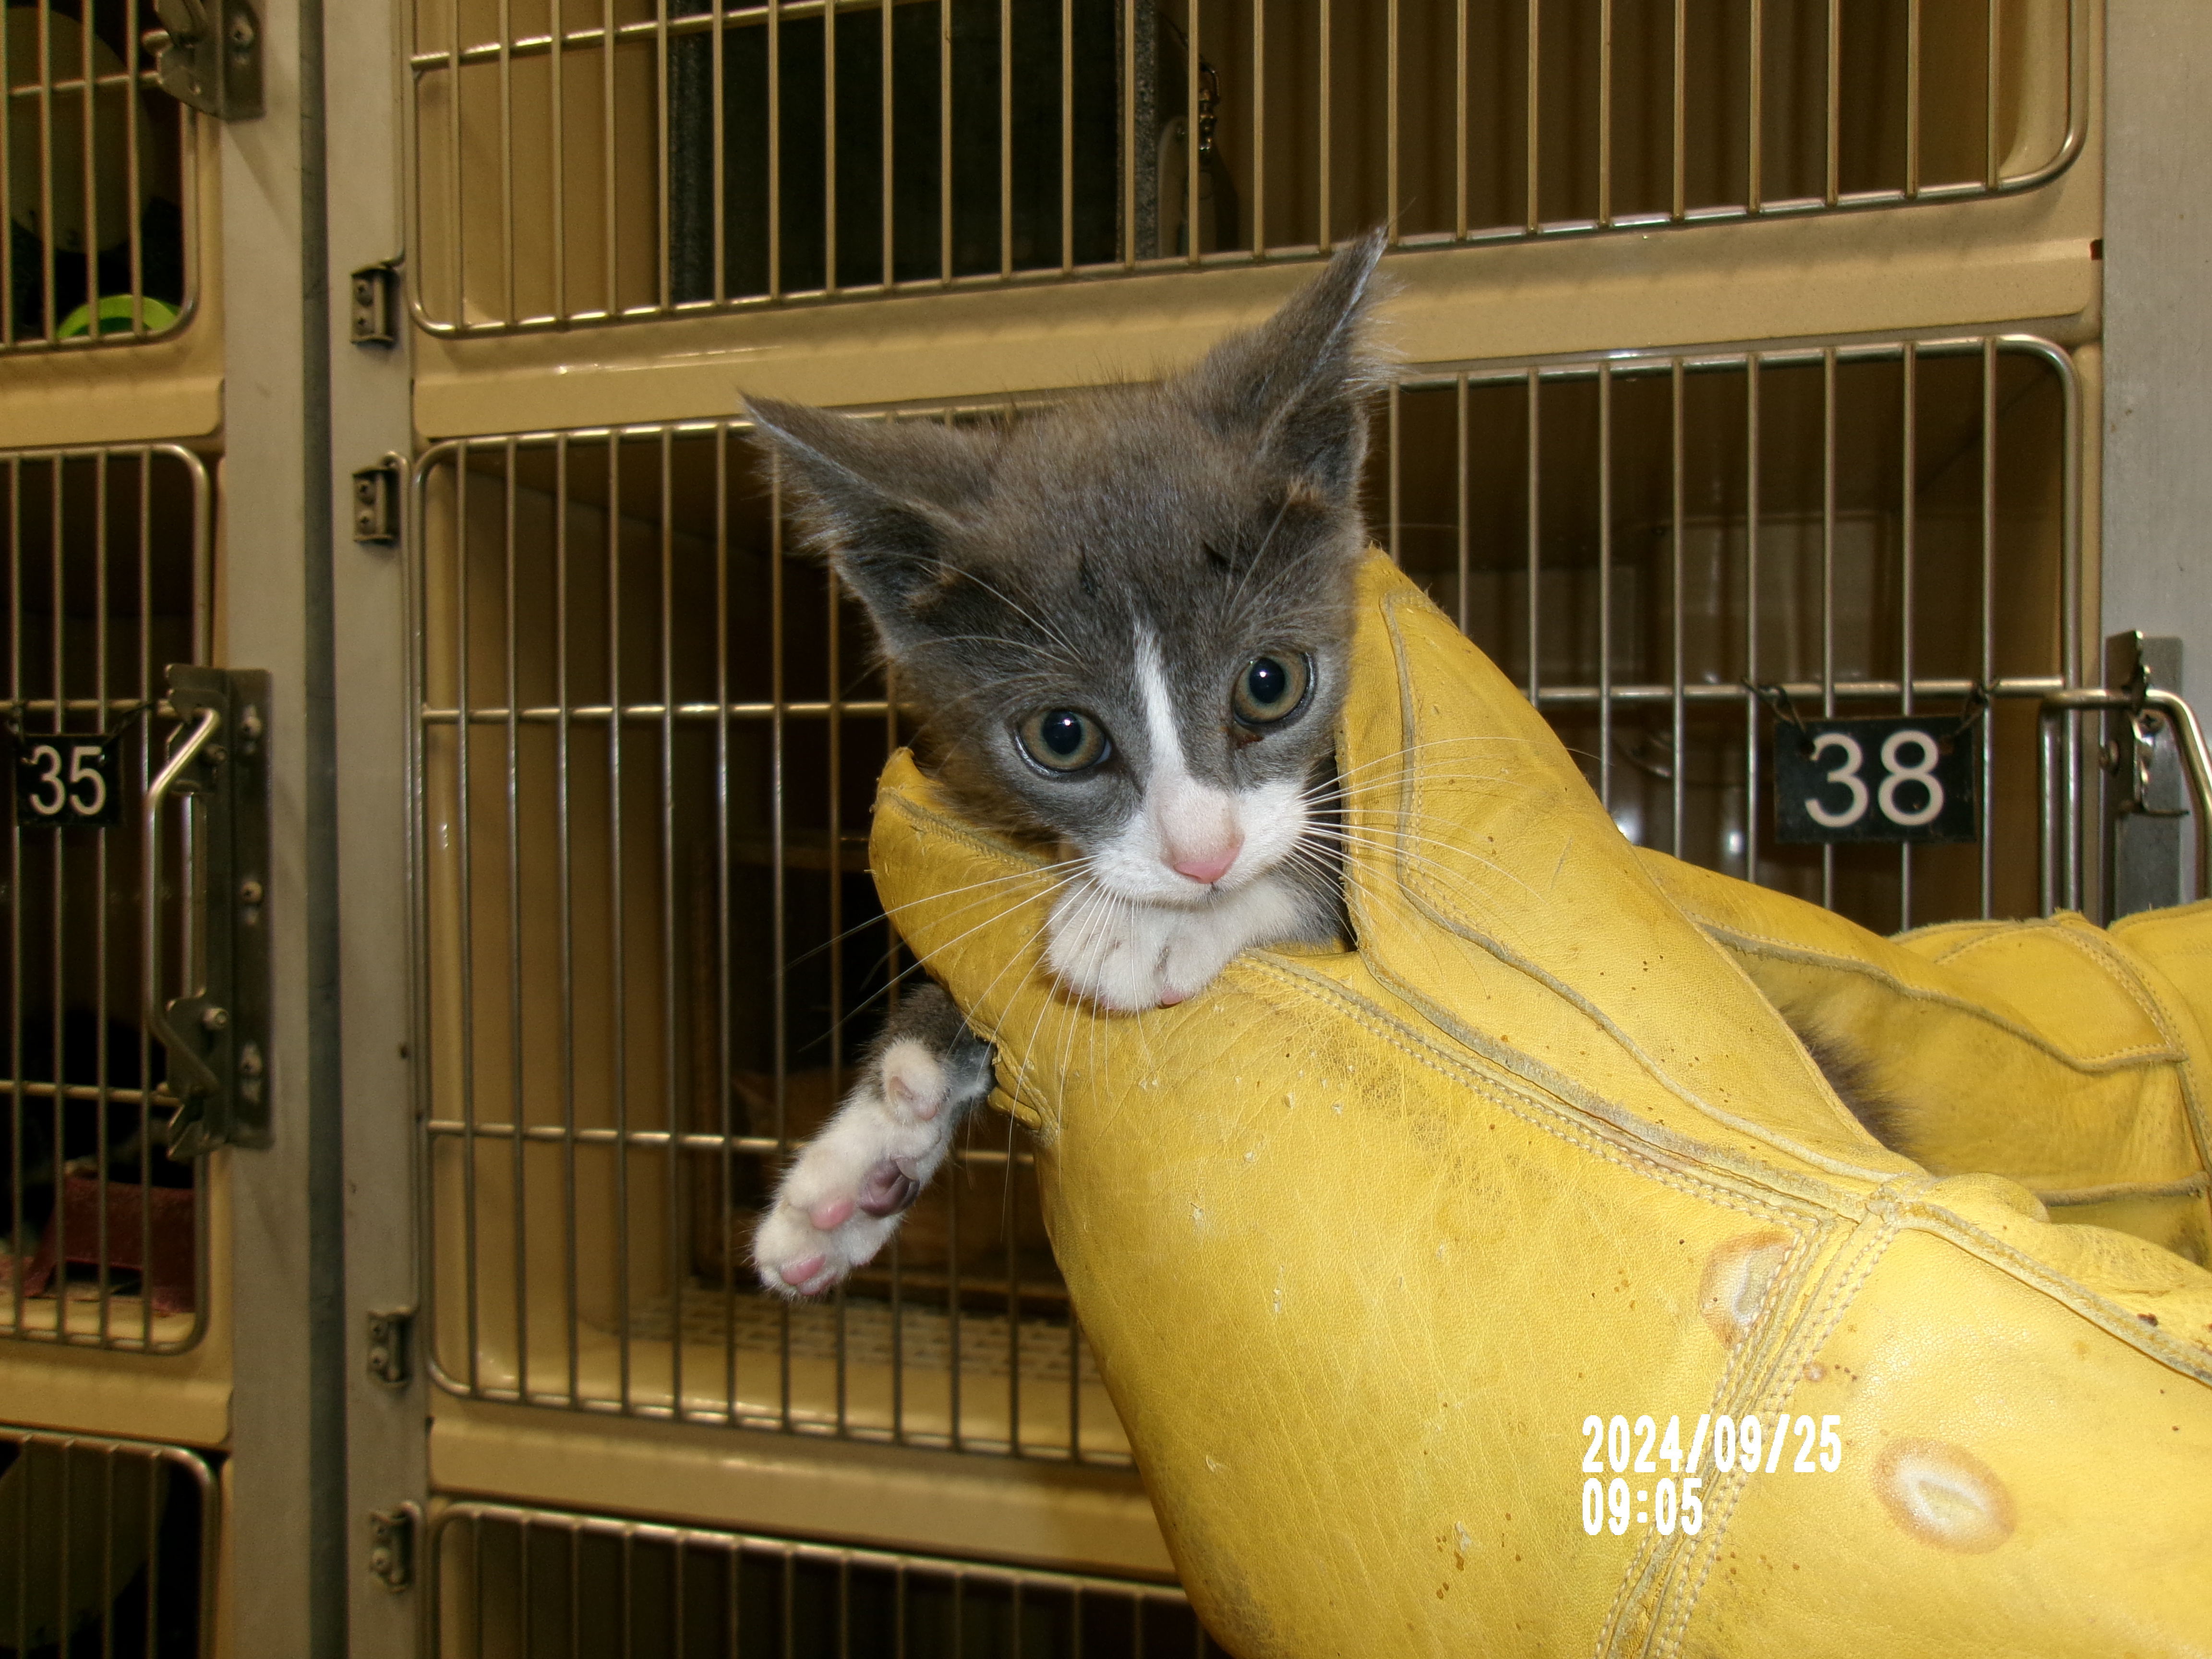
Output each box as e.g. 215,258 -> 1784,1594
746,232 -> 1388,905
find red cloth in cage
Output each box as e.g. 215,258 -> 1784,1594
18,1177 -> 195,1315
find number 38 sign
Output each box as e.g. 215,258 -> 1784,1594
1775,717 -> 1978,845
12,734 -> 123,828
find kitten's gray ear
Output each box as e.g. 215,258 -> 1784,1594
1183,227 -> 1390,504
742,396 -> 992,628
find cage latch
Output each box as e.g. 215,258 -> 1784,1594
352,460 -> 402,543
368,1504 -> 419,1592
145,666 -> 273,1157
366,1308 -> 414,1387
153,0 -> 264,121
350,263 -> 401,348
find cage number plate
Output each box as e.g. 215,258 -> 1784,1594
12,734 -> 123,828
1775,717 -> 1976,845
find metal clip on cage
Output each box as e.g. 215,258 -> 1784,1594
143,665 -> 272,1156
152,0 -> 264,121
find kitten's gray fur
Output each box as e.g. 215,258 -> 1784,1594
744,229 -> 1903,1299
748,231 -> 1389,1296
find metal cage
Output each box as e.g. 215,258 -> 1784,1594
429,1499 -> 1216,1658
404,0 -> 2083,335
0,1 -> 199,351
0,441 -> 212,1353
408,328 -> 2089,1471
0,1423 -> 217,1657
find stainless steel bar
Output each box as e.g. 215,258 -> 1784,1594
713,0 -> 726,304
602,0 -> 619,313
889,0 -> 900,290
655,0 -> 671,313
1002,0 -> 1013,277
1747,0 -> 1762,210
1526,367 -> 1539,700
503,0 -> 518,325
1186,0 -> 1200,264
1670,0 -> 1684,221
1820,347 -> 1837,910
1386,0 -> 1399,242
1984,0 -> 1999,190
1982,339 -> 1999,914
1824,0 -> 1839,208
49,456 -> 66,1327
504,442 -> 530,1399
1745,356 -> 1761,883
1058,0 -> 1070,272
659,430 -> 683,1417
1904,0 -> 1921,199
423,699 -> 894,722
36,3 -> 55,342
455,444 -> 482,1391
944,0 -> 955,282
1251,0 -> 1265,254
448,0 -> 466,337
1900,343 -> 1917,928
77,0 -> 99,342
554,0 -> 569,318
0,14 -> 13,350
1598,361 -> 1612,809
6,455 -> 18,1339
1597,0 -> 1611,228
93,451 -> 111,1339
770,0 -> 784,300
555,434 -> 581,1405
1317,0 -> 1331,250
125,0 -> 144,335
1455,374 -> 1470,633
715,427 -> 737,1416
771,450 -> 792,1428
1670,360 -> 1684,859
824,0 -> 839,294
137,449 -> 156,1349
1521,0 -> 1537,231
606,435 -> 634,1412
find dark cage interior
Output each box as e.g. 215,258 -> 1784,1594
0,1430 -> 214,1659
432,1504 -> 1220,1659
2,0 -> 192,346
1,447 -> 206,1351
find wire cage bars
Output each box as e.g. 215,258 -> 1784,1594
1,443 -> 211,1354
429,1500 -> 1219,1659
0,1424 -> 217,1658
1371,332 -> 2088,931
0,1 -> 198,350
410,331 -> 2085,1463
405,0 -> 2082,335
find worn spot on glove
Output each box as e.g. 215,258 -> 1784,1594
1873,1438 -> 2017,1553
1699,1229 -> 1794,1346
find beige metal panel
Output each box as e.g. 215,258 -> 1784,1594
2101,2 -> 2212,677
415,163 -> 2102,439
0,115 -> 224,448
327,0 -> 429,1653
428,1393 -> 1176,1581
0,1162 -> 232,1445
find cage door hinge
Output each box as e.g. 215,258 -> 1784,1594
367,1504 -> 419,1592
350,263 -> 400,347
152,0 -> 264,120
351,459 -> 402,543
146,667 -> 272,1157
366,1308 -> 414,1387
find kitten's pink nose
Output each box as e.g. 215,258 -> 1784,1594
1168,838 -> 1242,886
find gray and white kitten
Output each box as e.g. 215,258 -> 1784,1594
746,232 -> 1390,1297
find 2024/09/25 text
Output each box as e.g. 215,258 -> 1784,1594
1582,1412 -> 1844,1536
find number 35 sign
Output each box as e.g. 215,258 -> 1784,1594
12,734 -> 123,828
1775,716 -> 1978,845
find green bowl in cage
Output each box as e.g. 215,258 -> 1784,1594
57,294 -> 181,340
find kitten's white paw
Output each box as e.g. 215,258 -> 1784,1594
1046,888 -> 1243,1010
752,1039 -> 966,1299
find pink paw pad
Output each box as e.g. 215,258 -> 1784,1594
807,1195 -> 856,1230
779,1253 -> 828,1289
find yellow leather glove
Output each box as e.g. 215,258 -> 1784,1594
1642,853 -> 2212,1266
869,553 -> 2212,1658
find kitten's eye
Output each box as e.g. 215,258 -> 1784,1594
1017,709 -> 1109,773
1232,654 -> 1311,725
